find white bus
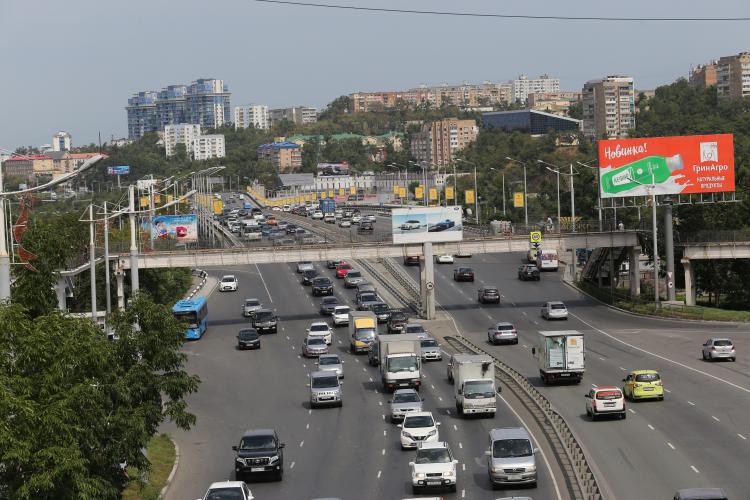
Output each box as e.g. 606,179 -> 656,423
536,249 -> 559,271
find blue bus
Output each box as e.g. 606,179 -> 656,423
173,296 -> 208,340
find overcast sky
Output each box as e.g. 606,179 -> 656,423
1,0 -> 748,149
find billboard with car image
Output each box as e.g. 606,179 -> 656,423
391,206 -> 463,244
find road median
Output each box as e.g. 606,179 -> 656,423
122,433 -> 177,500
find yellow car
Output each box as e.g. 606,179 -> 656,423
622,370 -> 664,401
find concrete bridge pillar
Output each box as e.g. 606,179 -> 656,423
629,246 -> 641,299
55,277 -> 67,311
682,258 -> 696,306
116,270 -> 125,310
420,242 -> 436,320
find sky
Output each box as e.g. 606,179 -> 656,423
1,0 -> 748,150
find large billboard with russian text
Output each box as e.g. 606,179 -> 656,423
598,134 -> 734,198
392,206 -> 463,244
150,215 -> 198,242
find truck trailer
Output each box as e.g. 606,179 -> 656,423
452,354 -> 497,417
377,334 -> 422,392
533,330 -> 585,384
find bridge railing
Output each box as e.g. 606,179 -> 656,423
675,228 -> 750,245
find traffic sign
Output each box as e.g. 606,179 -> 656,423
426,281 -> 434,290
529,231 -> 542,243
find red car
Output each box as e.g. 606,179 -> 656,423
335,263 -> 353,278
453,267 -> 475,282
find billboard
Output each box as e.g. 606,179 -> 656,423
317,162 -> 349,175
107,165 -> 130,175
392,206 -> 463,244
598,134 -> 734,198
151,215 -> 198,242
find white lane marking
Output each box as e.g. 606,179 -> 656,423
458,442 -> 463,449
522,311 -> 527,316
618,366 -> 626,371
446,409 -> 451,415
532,320 -> 539,325
309,409 -> 312,415
687,401 -> 696,406
498,394 -> 562,500
355,358 -> 360,363
438,396 -> 442,401
362,367 -> 367,372
369,377 -> 374,382
338,339 -> 342,344
628,408 -> 636,414
667,442 -> 675,450
712,415 -> 721,422
664,388 -> 671,393
522,344 -> 528,348
690,465 -> 700,474
299,441 -> 304,448
382,414 -> 386,420
303,364 -> 306,368
431,384 -> 436,390
570,311 -> 750,395
599,357 -> 606,361
462,463 -> 465,471
381,448 -> 386,456
306,423 -> 309,429
291,346 -> 295,350
383,430 -> 387,436
255,263 -> 273,302
591,384 -> 598,388
648,424 -> 654,430
282,327 -> 286,332
461,489 -> 466,498
453,424 -> 458,431
286,336 -> 290,340
290,461 -> 296,469
738,434 -> 747,440
378,401 -> 382,406
377,470 -> 382,478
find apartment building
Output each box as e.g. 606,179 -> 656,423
269,106 -> 317,126
257,142 -> 303,172
689,63 -> 718,89
511,74 -> 560,103
126,91 -> 158,140
52,131 -> 71,152
234,104 -> 270,130
164,124 -> 202,157
716,52 -> 750,98
192,134 -> 226,161
528,92 -> 582,115
582,76 -> 635,139
350,82 -> 512,113
411,118 -> 478,166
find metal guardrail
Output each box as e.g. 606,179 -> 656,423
356,259 -> 420,315
380,257 -> 421,309
443,334 -> 601,500
186,269 -> 209,299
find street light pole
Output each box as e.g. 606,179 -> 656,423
0,164 -> 9,301
88,203 -> 97,322
650,167 -> 660,309
570,163 -> 575,232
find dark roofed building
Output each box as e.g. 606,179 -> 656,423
482,109 -> 580,135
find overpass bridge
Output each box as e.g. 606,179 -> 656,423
681,240 -> 750,305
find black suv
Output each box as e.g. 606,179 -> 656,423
518,264 -> 540,281
358,221 -> 374,233
453,267 -> 474,282
237,328 -> 260,350
252,309 -> 278,333
233,428 -> 285,481
371,302 -> 391,323
301,269 -> 319,285
311,277 -> 334,296
388,311 -> 409,333
478,286 -> 500,304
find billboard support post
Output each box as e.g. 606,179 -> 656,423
651,169 -> 660,309
421,242 -> 435,320
664,198 -> 675,301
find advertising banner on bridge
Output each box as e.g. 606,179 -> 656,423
392,206 -> 463,244
150,214 -> 198,242
598,134 -> 734,198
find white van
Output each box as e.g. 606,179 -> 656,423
536,249 -> 559,271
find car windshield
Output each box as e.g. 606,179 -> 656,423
406,325 -> 424,333
387,356 -> 418,372
421,339 -> 438,348
245,299 -> 259,307
319,356 -> 340,366
360,293 -> 377,302
713,339 -> 732,346
313,278 -> 331,286
528,265 -> 538,271
355,328 -> 377,340
493,438 -> 532,458
221,277 -> 235,283
459,268 -> 472,273
416,448 -> 451,464
238,329 -> 258,340
173,311 -> 198,329
346,272 -> 361,278
464,380 -> 495,398
551,304 -> 567,310
312,375 -> 339,388
404,415 -> 434,428
304,270 -> 318,277
393,392 -> 420,403
240,435 -> 276,451
495,324 -> 514,331
206,487 -> 245,500
307,338 -> 326,346
373,304 -> 389,313
338,264 -> 352,270
391,312 -> 407,322
635,373 -> 660,382
254,311 -> 274,321
334,307 -> 350,315
322,297 -> 337,304
484,288 -> 498,294
310,324 -> 329,332
596,390 -> 622,400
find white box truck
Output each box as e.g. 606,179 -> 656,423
377,334 -> 422,392
532,330 -> 585,384
452,354 -> 497,417
348,311 -> 377,354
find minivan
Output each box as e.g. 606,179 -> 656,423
486,427 -> 537,487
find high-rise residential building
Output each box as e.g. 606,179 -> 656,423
689,63 -> 718,89
350,82 -> 513,113
511,74 -> 560,103
164,124 -> 201,157
257,142 -> 303,172
192,134 -> 226,161
52,131 -> 72,152
187,79 -> 231,130
582,76 -> 635,139
716,52 -> 750,99
269,106 -> 318,126
156,85 -> 188,130
410,118 -> 478,167
126,91 -> 158,140
234,104 -> 270,130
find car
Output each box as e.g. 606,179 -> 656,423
265,216 -> 278,226
388,311 -> 409,334
518,264 -> 541,281
622,370 -> 664,401
420,337 -> 442,361
585,386 -> 626,420
326,259 -> 345,269
296,261 -> 314,273
702,338 -> 736,361
235,327 -> 260,350
400,220 -> 422,230
271,206 -> 282,212
339,219 -> 352,228
285,224 -> 298,234
478,286 -> 500,304
356,292 -> 379,310
364,214 -> 376,223
351,214 -> 363,224
323,214 -> 336,224
488,322 -> 518,345
199,481 -> 254,500
435,254 -> 454,264
541,301 -> 568,320
243,298 -> 262,317
309,370 -> 343,408
673,488 -> 729,500
303,336 -> 329,357
219,275 -> 238,292
404,256 -> 420,266
335,262 -> 353,278
453,267 -> 474,282
486,427 -> 538,488
307,322 -> 333,345
409,441 -> 458,494
358,221 -> 374,233
404,323 -> 427,336
301,269 -> 319,285
317,353 -> 344,379
399,411 -> 440,450
311,277 -> 334,296
332,305 -> 351,327
371,302 -> 391,323
389,388 -> 424,423
232,429 -> 284,481
319,296 -> 339,315
343,270 -> 365,288
428,221 -> 450,232
282,204 -> 291,212
252,309 -> 278,333
355,283 -> 377,298
311,210 -> 324,220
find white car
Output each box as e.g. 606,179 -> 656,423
339,219 -> 352,228
297,261 -> 314,273
351,214 -> 363,224
307,322 -> 333,345
199,481 -> 253,500
435,254 -> 454,264
409,441 -> 458,494
283,204 -> 291,212
323,214 -> 336,223
585,385 -> 626,420
401,220 -> 421,230
219,275 -> 238,292
399,411 -> 440,450
272,206 -> 282,211
312,210 -> 324,220
252,213 -> 265,221
332,305 -> 350,327
364,214 -> 376,223
541,301 -> 568,320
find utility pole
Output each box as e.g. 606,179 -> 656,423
664,198 -> 675,301
128,184 -> 140,293
0,164 -> 9,301
570,163 -> 576,232
89,203 -> 97,322
103,202 -> 112,319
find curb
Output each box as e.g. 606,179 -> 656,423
159,438 -> 179,499
186,269 -> 208,299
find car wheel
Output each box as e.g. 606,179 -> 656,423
412,486 -> 421,495
449,484 -> 457,493
731,357 -> 736,362
591,412 -> 597,421
702,351 -> 707,360
234,471 -> 243,481
620,412 -> 627,420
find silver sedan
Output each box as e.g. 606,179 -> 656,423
389,388 -> 423,423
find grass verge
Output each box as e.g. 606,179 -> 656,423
122,433 -> 176,500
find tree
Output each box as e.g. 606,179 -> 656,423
0,294 -> 200,499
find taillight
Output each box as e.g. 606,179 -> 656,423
592,400 -> 597,409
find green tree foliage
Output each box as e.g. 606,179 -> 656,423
0,294 -> 199,499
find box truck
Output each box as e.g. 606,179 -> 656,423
532,330 -> 585,384
377,334 -> 422,392
348,310 -> 377,354
452,354 -> 497,417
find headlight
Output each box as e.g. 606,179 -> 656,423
444,470 -> 456,477
414,472 -> 425,479
402,431 -> 413,439
269,455 -> 279,464
427,429 -> 437,437
490,467 -> 501,473
526,465 -> 536,472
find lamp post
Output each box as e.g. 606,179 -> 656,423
505,157 -> 528,228
537,160 -> 578,232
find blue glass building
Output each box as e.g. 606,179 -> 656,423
126,91 -> 158,140
482,109 -> 580,135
